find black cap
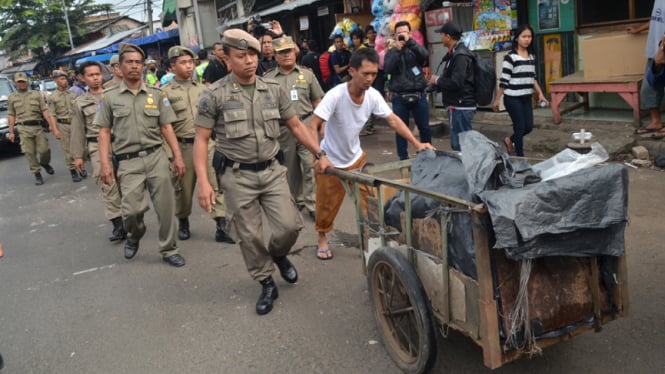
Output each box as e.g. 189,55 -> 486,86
435,22 -> 463,39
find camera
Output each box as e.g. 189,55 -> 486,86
249,15 -> 271,37
398,35 -> 406,42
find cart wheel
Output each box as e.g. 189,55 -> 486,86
368,247 -> 436,374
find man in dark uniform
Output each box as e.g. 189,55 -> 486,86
95,43 -> 187,267
193,29 -> 333,315
7,72 -> 60,185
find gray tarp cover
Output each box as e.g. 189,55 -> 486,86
384,131 -> 627,277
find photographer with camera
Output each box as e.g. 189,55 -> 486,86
384,21 -> 431,160
248,18 -> 293,76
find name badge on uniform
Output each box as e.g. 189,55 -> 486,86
290,89 -> 298,101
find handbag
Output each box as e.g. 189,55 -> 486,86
397,92 -> 421,105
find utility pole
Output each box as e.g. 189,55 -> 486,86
61,0 -> 75,50
146,0 -> 154,35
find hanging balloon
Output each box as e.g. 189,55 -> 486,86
375,34 -> 385,53
411,29 -> 425,46
372,0 -> 385,17
384,0 -> 400,14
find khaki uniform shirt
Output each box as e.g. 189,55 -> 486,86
103,80 -> 120,90
48,88 -> 76,120
70,92 -> 102,159
161,79 -> 204,138
196,74 -> 296,164
7,90 -> 48,122
93,81 -> 177,155
264,65 -> 324,118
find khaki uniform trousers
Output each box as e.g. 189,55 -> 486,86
206,139 -> 226,219
117,149 -> 178,257
174,140 -> 226,220
278,127 -> 316,213
17,125 -> 51,174
88,142 -> 122,220
314,153 -> 370,233
220,162 -> 303,280
56,123 -> 75,170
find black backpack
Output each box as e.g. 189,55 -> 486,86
435,48 -> 497,106
471,53 -> 497,106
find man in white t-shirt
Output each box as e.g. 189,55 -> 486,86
628,0 -> 665,138
310,48 -> 435,260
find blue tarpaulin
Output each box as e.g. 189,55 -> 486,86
98,29 -> 179,54
75,53 -> 116,66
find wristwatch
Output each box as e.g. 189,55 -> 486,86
315,149 -> 327,160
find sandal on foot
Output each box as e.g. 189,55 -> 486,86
651,131 -> 665,140
635,125 -> 663,135
316,247 -> 333,260
503,137 -> 516,156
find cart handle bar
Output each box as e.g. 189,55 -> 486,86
325,168 -> 486,213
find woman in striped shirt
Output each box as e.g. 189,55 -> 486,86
493,24 -> 548,156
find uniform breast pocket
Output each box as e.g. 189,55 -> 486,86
171,100 -> 187,115
28,98 -> 41,112
113,107 -> 131,119
261,108 -> 281,139
143,108 -> 160,118
12,101 -> 25,116
222,109 -> 250,139
82,105 -> 97,125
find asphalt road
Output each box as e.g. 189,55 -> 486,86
0,129 -> 663,374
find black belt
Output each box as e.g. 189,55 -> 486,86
114,145 -> 161,161
18,120 -> 41,126
226,158 -> 275,171
57,118 -> 72,124
177,137 -> 195,144
299,111 -> 313,121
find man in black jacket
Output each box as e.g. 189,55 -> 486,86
429,22 -> 476,151
203,42 -> 229,86
384,21 -> 432,160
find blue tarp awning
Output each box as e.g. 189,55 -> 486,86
98,29 -> 179,54
75,53 -> 116,66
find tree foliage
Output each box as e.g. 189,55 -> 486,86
0,0 -> 113,61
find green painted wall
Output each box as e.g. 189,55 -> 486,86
529,0 -> 575,34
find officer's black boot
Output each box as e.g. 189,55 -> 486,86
79,169 -> 88,178
70,169 -> 82,182
109,217 -> 127,242
34,172 -> 44,185
256,276 -> 279,315
273,256 -> 298,284
215,217 -> 235,244
178,218 -> 190,240
40,163 -> 54,175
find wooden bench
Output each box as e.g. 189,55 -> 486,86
549,71 -> 643,127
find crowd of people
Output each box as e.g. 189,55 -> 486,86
5,19 -> 569,316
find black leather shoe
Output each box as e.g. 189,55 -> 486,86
256,276 -> 279,315
34,172 -> 44,185
273,256 -> 298,284
163,253 -> 185,267
109,217 -> 127,242
215,217 -> 235,244
124,240 -> 139,259
71,169 -> 82,182
41,163 -> 54,175
178,218 -> 190,240
79,169 -> 88,178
